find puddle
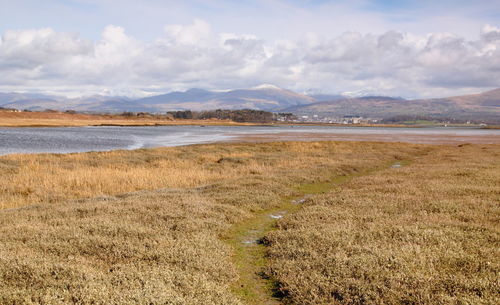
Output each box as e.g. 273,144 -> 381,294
269,211 -> 287,219
292,196 -> 309,204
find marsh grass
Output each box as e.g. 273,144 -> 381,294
0,142 -> 419,210
0,141 -> 425,304
0,141 -> 497,304
223,159 -> 405,305
265,144 -> 500,304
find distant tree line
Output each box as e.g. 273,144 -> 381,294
167,109 -> 274,123
5,107 -> 291,123
167,110 -> 193,119
276,112 -> 297,121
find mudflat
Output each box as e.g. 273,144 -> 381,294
234,131 -> 500,144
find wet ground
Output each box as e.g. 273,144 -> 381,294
234,131 -> 500,145
1,125 -> 498,155
224,160 -> 411,304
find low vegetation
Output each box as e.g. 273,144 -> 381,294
0,141 -> 498,304
0,109 -> 268,127
266,144 -> 499,304
0,141 -> 423,304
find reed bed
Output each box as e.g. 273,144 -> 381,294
0,141 -> 423,304
265,144 -> 500,304
1,141 -> 497,304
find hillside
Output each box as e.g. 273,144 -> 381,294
0,86 -> 314,113
286,89 -> 500,123
131,86 -> 314,112
1,87 -> 499,123
0,93 -> 132,112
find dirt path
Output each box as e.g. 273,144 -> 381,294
223,160 -> 410,304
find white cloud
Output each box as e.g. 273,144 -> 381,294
164,19 -> 212,46
0,20 -> 499,98
0,28 -> 91,69
481,24 -> 500,42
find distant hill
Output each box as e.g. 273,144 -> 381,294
307,94 -> 345,102
430,88 -> 500,108
0,93 -> 132,112
1,86 -> 499,123
0,85 -> 314,113
286,88 -> 500,123
131,86 -> 315,112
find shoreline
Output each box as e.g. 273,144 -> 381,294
231,131 -> 500,145
0,119 -> 490,129
0,119 -> 266,128
1,130 -> 499,157
1,111 -> 495,128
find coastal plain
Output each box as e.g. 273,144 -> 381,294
0,141 -> 498,304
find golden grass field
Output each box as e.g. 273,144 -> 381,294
0,111 -> 261,127
0,141 -> 498,304
266,143 -> 500,304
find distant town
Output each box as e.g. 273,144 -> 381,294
1,106 -> 492,127
276,113 -> 378,124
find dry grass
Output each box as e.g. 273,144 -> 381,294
265,144 -> 500,304
0,141 -> 424,304
0,111 -> 261,127
0,141 -> 497,304
0,142 -> 421,210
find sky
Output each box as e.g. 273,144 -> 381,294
0,0 -> 499,98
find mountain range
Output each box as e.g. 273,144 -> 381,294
285,89 -> 500,123
0,85 -> 314,113
1,85 -> 499,123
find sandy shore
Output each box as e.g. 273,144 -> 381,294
232,132 -> 500,145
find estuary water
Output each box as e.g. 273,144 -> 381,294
0,125 -> 499,155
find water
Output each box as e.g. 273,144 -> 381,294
0,125 -> 498,155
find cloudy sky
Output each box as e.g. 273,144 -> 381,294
0,0 -> 499,98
